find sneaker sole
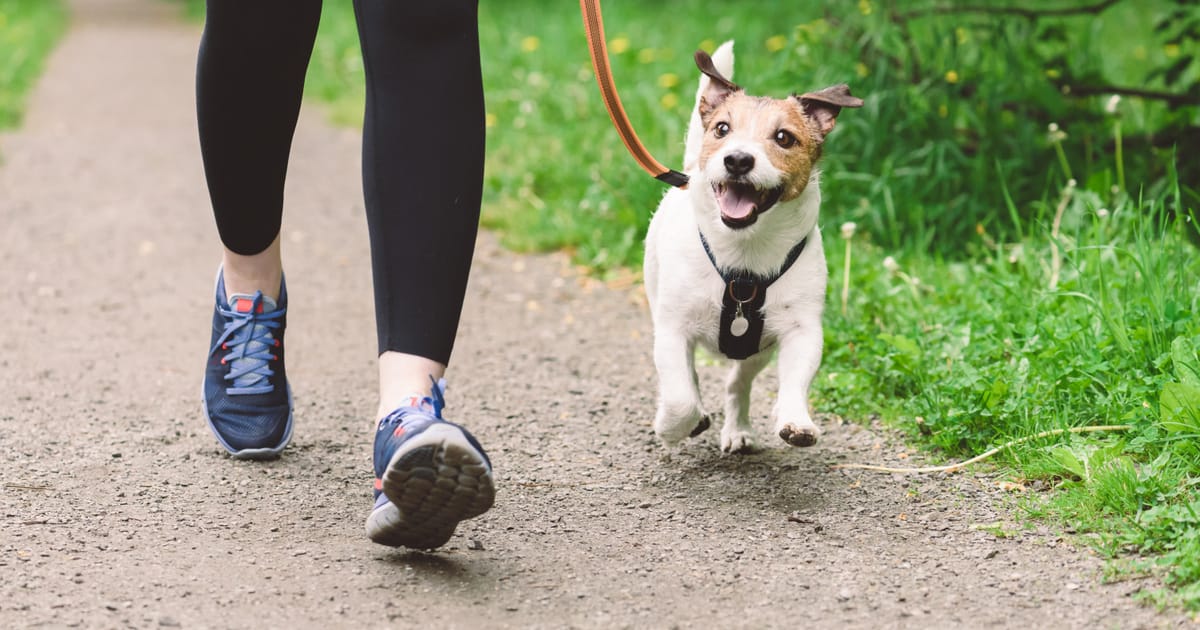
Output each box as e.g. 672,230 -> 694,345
366,423 -> 495,549
200,381 -> 294,461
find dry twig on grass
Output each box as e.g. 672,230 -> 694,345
832,425 -> 1133,474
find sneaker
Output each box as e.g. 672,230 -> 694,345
366,379 -> 495,549
201,269 -> 293,460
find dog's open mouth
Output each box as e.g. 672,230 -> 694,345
713,181 -> 784,229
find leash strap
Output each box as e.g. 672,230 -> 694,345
579,0 -> 689,188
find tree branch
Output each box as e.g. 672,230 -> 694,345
896,0 -> 1121,21
1063,83 -> 1200,107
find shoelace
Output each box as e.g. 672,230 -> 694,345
210,291 -> 285,395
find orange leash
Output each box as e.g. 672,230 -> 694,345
579,0 -> 689,188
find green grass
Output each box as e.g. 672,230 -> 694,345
823,179 -> 1200,609
185,0 -> 1200,610
0,0 -> 68,131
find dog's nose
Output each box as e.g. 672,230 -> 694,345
724,152 -> 755,176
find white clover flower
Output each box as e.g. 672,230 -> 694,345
1105,94 -> 1121,114
1046,122 -> 1067,143
1066,178 -> 1077,188
1097,208 -> 1109,218
840,222 -> 857,239
882,256 -> 899,272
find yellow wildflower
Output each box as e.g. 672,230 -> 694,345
855,62 -> 869,78
858,0 -> 873,16
699,39 -> 716,54
638,48 -> 656,64
765,35 -> 787,52
1045,68 -> 1061,79
1164,43 -> 1181,58
520,36 -> 540,53
610,36 -> 630,54
661,93 -> 679,109
944,70 -> 959,84
485,113 -> 497,128
657,73 -> 679,89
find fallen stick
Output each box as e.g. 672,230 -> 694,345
832,425 -> 1133,474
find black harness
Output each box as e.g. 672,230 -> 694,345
698,230 -> 809,360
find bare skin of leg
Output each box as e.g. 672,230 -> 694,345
221,238 -> 440,424
377,351 -> 446,422
221,234 -> 283,302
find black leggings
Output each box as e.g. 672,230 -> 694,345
196,0 -> 484,365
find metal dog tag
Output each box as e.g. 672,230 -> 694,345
730,309 -> 749,337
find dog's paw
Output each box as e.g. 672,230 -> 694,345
720,426 -> 759,454
654,406 -> 707,445
778,422 -> 820,447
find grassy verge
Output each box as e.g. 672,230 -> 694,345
186,0 -> 1200,610
0,0 -> 69,131
825,176 -> 1200,609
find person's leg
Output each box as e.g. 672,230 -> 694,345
352,0 -> 486,419
197,0 -> 323,300
354,0 -> 493,549
197,0 -> 322,458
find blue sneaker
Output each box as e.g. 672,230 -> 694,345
201,269 -> 293,460
366,379 -> 495,549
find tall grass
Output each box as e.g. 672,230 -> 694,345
0,0 -> 68,131
822,173 -> 1200,609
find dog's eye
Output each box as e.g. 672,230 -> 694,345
714,122 -> 730,138
774,130 -> 797,148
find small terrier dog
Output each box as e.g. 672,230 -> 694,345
643,41 -> 862,453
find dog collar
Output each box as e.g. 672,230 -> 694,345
698,229 -> 809,360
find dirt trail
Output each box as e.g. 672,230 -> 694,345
0,1 -> 1190,628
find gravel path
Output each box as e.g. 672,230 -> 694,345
0,1 -> 1191,628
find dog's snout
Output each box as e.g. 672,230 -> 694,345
724,152 -> 755,176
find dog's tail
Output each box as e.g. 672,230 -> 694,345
683,40 -> 734,171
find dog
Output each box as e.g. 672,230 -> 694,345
643,41 -> 863,453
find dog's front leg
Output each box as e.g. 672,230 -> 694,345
721,350 -> 772,454
773,326 -> 824,447
652,330 -> 707,445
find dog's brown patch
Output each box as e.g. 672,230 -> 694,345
698,94 -> 822,202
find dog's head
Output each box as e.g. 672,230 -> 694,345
692,50 -> 862,231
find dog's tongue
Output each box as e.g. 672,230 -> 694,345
718,185 -> 758,220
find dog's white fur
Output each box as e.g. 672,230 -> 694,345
644,42 -> 829,453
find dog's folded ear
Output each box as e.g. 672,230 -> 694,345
795,85 -> 864,139
695,50 -> 740,122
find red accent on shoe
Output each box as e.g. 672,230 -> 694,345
233,299 -> 265,314
392,426 -> 406,438
374,478 -> 383,491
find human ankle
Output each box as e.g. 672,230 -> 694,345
222,236 -> 282,302
377,351 -> 446,423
